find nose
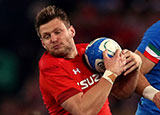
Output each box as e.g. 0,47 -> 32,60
50,33 -> 57,42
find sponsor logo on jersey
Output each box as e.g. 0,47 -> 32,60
73,68 -> 81,75
77,74 -> 101,90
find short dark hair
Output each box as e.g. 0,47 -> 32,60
35,5 -> 70,37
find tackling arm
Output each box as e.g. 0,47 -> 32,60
111,69 -> 139,99
135,50 -> 160,109
111,49 -> 141,99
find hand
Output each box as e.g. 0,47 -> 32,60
153,92 -> 160,109
121,49 -> 142,76
103,49 -> 126,76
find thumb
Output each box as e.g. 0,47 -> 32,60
103,49 -> 109,59
114,49 -> 120,57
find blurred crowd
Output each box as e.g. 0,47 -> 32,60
0,0 -> 160,115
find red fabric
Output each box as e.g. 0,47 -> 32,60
39,43 -> 111,115
144,50 -> 159,63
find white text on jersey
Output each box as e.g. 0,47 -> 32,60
77,74 -> 101,90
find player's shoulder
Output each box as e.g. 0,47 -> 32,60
137,21 -> 160,61
76,43 -> 88,48
39,51 -> 62,70
140,20 -> 160,47
76,43 -> 88,55
149,20 -> 160,29
144,20 -> 160,38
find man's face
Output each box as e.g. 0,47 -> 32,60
39,18 -> 75,57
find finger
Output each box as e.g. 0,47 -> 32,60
103,49 -> 109,59
126,60 -> 135,69
119,53 -> 127,65
122,57 -> 127,65
122,49 -> 130,59
114,49 -> 121,57
122,64 -> 127,72
124,65 -> 137,76
121,49 -> 129,54
154,92 -> 160,109
157,93 -> 160,99
126,56 -> 133,64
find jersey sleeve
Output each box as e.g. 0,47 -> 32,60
137,21 -> 160,64
41,63 -> 82,105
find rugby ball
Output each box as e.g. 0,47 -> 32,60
85,37 -> 122,73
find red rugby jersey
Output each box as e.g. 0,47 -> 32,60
39,43 -> 111,115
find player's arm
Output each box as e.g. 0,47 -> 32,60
61,49 -> 126,115
111,49 -> 141,99
111,69 -> 139,99
135,50 -> 160,109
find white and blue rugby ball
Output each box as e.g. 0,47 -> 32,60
85,37 -> 122,73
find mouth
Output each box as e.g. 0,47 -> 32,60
53,44 -> 62,49
53,45 -> 59,49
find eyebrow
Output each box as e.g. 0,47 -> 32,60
43,27 -> 63,34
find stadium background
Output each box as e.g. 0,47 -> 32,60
0,0 -> 160,114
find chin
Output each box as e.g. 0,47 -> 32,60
50,50 -> 67,57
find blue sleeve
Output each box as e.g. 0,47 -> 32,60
137,20 -> 160,53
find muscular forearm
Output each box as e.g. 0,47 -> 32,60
62,71 -> 116,115
136,72 -> 159,101
80,78 -> 113,114
112,69 -> 139,99
135,72 -> 150,96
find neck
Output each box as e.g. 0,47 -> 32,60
64,45 -> 78,59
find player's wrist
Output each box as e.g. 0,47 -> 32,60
142,85 -> 159,101
102,70 -> 118,84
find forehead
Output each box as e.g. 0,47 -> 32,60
39,18 -> 66,34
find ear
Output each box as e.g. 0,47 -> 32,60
69,25 -> 76,38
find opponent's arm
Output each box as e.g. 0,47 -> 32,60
112,69 -> 139,99
112,49 -> 141,99
135,50 -> 160,109
61,49 -> 126,115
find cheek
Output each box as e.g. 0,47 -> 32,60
65,39 -> 73,47
42,40 -> 49,49
64,35 -> 72,43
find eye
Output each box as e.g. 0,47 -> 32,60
55,30 -> 61,35
42,34 -> 50,40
